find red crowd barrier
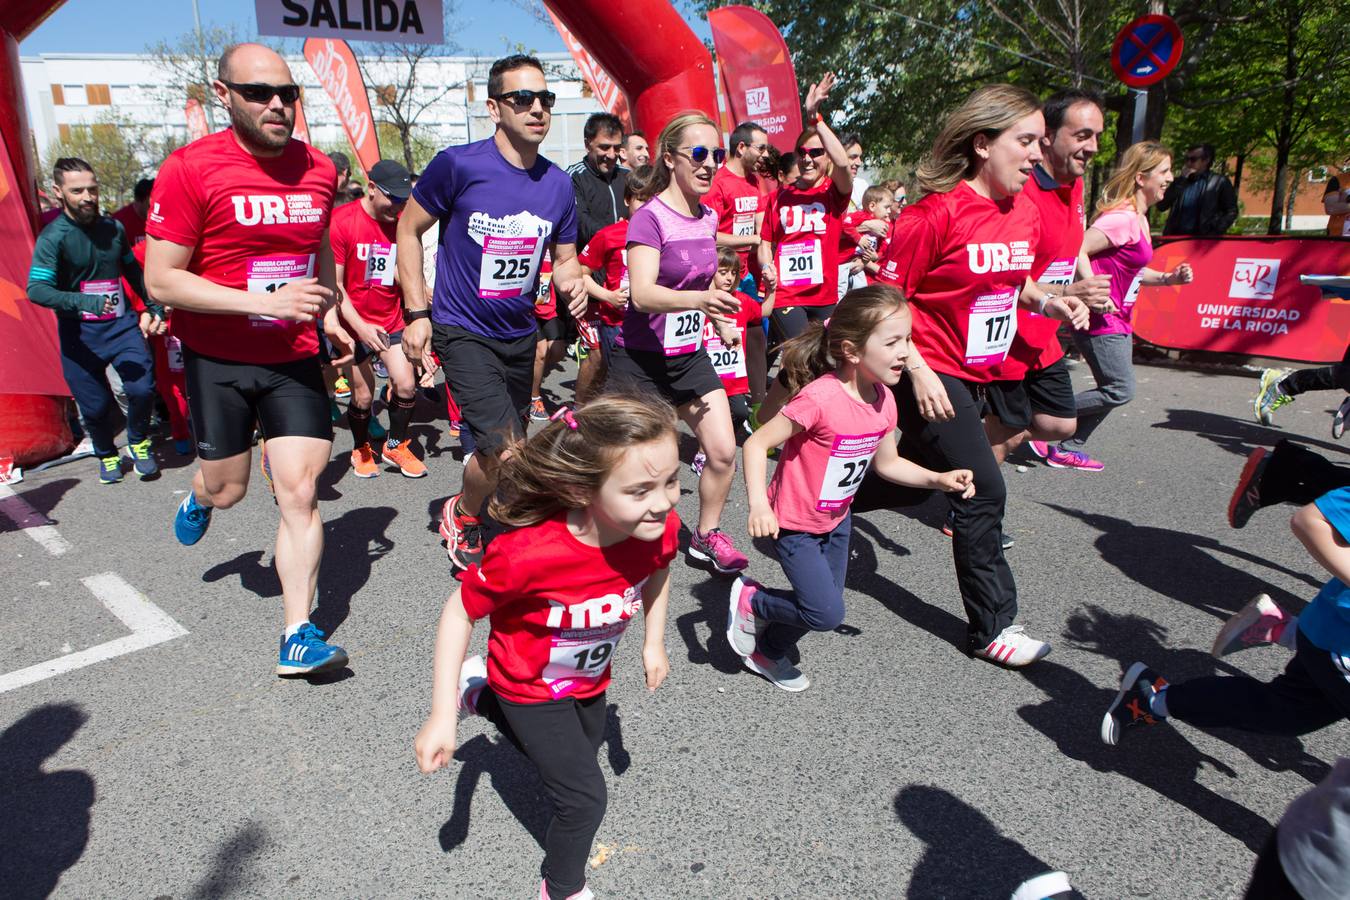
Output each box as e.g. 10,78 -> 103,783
1133,235 -> 1350,364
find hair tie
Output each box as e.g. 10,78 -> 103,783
823,317 -> 831,331
550,406 -> 579,430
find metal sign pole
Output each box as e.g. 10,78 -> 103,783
1131,89 -> 1147,144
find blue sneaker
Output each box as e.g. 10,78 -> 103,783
173,492 -> 212,545
128,438 -> 159,478
277,623 -> 349,676
98,455 -> 123,484
367,413 -> 387,442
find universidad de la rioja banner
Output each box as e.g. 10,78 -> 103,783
1132,236 -> 1349,364
708,5 -> 802,153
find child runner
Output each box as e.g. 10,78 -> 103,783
1102,485 -> 1350,746
1044,141 -> 1193,471
577,166 -> 659,402
331,160 -> 428,478
704,246 -> 766,437
413,397 -> 680,900
733,285 -> 975,690
839,185 -> 894,293
607,111 -> 749,574
759,73 -> 853,345
854,84 -> 1089,668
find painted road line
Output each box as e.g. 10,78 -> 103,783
0,482 -> 73,556
0,572 -> 188,694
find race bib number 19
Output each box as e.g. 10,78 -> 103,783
964,288 -> 1018,366
480,235 -> 540,299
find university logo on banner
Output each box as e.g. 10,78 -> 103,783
1229,258 -> 1281,300
744,86 -> 771,117
255,0 -> 444,45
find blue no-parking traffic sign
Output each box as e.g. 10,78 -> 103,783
1111,14 -> 1185,88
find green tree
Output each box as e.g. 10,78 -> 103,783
42,112 -> 151,208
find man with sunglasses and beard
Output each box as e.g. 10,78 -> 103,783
396,53 -> 586,571
145,43 -> 356,678
1158,142 -> 1238,236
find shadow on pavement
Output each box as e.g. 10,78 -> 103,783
187,821 -> 269,899
1042,503 -> 1320,619
895,784 -> 1081,899
1152,407 -> 1349,461
673,575 -> 748,675
201,506 -> 397,640
605,703 -> 631,776
0,478 -> 79,531
440,735 -> 549,852
0,704 -> 94,900
847,521 -> 967,654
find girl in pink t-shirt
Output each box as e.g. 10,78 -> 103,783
732,284 -> 975,691
1049,142 -> 1194,471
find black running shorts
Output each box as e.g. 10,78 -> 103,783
431,323 -> 534,455
183,349 -> 333,460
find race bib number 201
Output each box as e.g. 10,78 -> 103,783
779,238 -> 823,287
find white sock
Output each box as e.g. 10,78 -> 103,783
284,620 -> 309,640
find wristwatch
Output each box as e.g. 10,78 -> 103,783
404,308 -> 431,322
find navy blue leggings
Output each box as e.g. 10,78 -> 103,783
752,513 -> 852,659
58,317 -> 155,456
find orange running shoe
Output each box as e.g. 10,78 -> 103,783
382,439 -> 427,478
351,443 -> 380,478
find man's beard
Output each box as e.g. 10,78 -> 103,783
231,103 -> 292,151
63,199 -> 97,223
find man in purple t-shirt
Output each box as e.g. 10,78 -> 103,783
397,53 -> 586,570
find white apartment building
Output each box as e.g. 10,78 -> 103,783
19,51 -> 606,173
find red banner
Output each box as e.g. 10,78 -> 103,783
185,97 -> 208,142
708,5 -> 802,153
303,38 -> 381,173
293,90 -> 311,144
1133,236 -> 1350,363
545,8 -> 632,130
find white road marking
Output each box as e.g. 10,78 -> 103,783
0,572 -> 188,694
0,482 -> 72,556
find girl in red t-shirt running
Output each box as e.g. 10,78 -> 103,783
414,397 -> 679,900
735,285 -> 973,690
759,73 -> 854,345
859,85 -> 1089,668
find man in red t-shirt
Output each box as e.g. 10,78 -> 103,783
145,43 -> 355,677
706,121 -> 769,298
983,89 -> 1111,465
111,178 -> 154,247
332,159 -> 428,480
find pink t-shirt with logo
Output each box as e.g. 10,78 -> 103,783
768,374 -> 898,534
1086,206 -> 1153,336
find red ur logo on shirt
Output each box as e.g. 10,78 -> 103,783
779,202 -> 828,234
966,240 -> 1035,274
545,582 -> 645,630
231,194 -> 325,226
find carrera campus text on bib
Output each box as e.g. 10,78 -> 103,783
965,288 -> 1018,366
818,430 -> 886,511
480,235 -> 543,299
246,254 -> 315,326
779,238 -> 824,287
79,279 -> 125,321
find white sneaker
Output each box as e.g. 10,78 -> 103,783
458,654 -> 487,716
1010,870 -> 1073,900
973,625 -> 1051,668
744,651 -> 810,692
726,577 -> 762,657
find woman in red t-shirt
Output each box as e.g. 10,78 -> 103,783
414,396 -> 679,900
860,84 -> 1088,668
759,73 -> 853,345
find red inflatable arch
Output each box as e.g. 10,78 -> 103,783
543,0 -> 719,139
1,0 -> 73,470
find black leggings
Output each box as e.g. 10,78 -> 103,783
853,370 -> 1015,648
768,303 -> 834,348
1281,341 -> 1350,397
1259,440 -> 1350,509
478,688 -> 608,900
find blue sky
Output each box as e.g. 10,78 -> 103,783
20,0 -> 711,57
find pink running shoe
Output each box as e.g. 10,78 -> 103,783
1212,594 -> 1291,657
1045,446 -> 1104,472
1027,440 -> 1049,459
538,879 -> 593,900
689,527 -> 749,574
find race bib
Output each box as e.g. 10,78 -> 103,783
964,288 -> 1018,366
779,238 -> 823,287
1032,259 -> 1075,317
705,332 -> 746,380
661,310 -> 703,356
544,622 -> 626,699
838,262 -> 855,300
818,431 -> 886,511
165,336 -> 185,373
79,279 -> 125,321
246,254 -> 315,327
732,212 -> 756,237
364,242 -> 396,286
480,235 -> 541,299
1119,273 -> 1144,318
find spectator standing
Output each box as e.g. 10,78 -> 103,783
1158,143 -> 1238,236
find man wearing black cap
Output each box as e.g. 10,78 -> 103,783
330,159 -> 428,479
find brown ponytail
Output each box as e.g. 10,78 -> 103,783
776,283 -> 908,395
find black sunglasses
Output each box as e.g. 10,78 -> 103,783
797,147 -> 827,159
678,146 -> 726,167
223,81 -> 301,104
376,185 -> 408,204
492,89 -> 557,110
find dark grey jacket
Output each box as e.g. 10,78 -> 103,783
1159,170 -> 1238,236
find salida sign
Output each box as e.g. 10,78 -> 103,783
255,0 -> 443,45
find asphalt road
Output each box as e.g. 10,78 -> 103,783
1,357 -> 1346,900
